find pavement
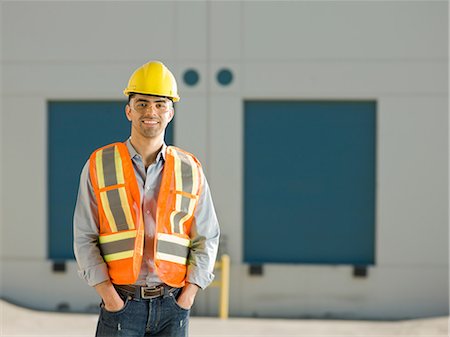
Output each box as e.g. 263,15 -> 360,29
0,300 -> 448,337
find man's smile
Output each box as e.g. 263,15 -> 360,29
141,119 -> 159,126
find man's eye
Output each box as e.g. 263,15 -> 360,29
138,103 -> 147,108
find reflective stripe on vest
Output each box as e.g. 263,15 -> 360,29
170,149 -> 200,235
156,233 -> 190,265
155,146 -> 201,266
99,230 -> 137,262
94,146 -> 135,233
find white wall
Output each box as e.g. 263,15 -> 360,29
1,1 -> 448,319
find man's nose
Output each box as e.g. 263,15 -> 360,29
147,104 -> 159,114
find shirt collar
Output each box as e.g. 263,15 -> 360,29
125,138 -> 167,163
158,143 -> 167,162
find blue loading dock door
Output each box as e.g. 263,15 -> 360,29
244,101 -> 376,265
48,101 -> 174,260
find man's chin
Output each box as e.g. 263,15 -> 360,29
142,130 -> 163,139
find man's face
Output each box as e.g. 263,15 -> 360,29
125,94 -> 174,139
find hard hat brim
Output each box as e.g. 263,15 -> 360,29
123,89 -> 180,102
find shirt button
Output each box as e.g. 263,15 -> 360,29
146,186 -> 150,191
146,210 -> 150,215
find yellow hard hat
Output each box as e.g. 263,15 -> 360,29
123,61 -> 180,102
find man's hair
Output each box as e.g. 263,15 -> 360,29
127,93 -> 173,105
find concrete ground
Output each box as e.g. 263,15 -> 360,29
0,300 -> 448,337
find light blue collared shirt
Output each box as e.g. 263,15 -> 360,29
73,139 -> 220,289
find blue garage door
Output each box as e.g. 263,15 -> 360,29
244,101 -> 376,265
48,101 -> 174,260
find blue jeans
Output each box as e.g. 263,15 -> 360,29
95,288 -> 190,337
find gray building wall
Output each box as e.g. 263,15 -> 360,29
1,1 -> 448,319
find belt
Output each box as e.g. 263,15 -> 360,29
115,284 -> 177,300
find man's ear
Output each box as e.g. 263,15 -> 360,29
125,104 -> 132,121
168,108 -> 175,123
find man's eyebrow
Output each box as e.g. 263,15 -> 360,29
135,98 -> 167,103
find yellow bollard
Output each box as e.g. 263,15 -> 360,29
219,254 -> 230,319
211,254 -> 230,319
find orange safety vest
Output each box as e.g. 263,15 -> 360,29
89,142 -> 203,287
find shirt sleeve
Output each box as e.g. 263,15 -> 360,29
186,172 -> 220,289
73,160 -> 110,287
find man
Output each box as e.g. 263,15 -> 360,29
74,61 -> 220,337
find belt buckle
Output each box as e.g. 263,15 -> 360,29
140,286 -> 162,299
